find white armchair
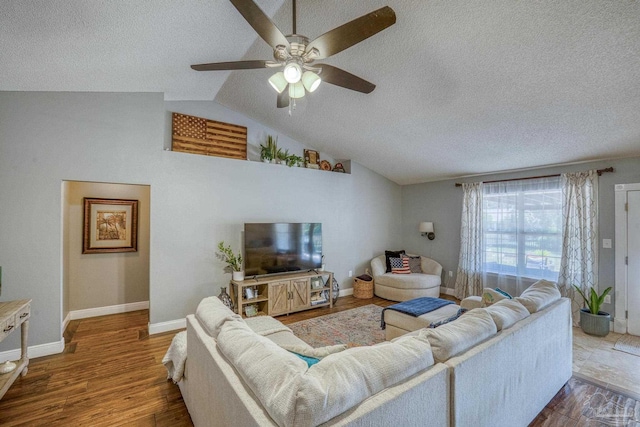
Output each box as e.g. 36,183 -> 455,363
370,254 -> 443,301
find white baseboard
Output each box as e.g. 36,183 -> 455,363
339,288 -> 354,297
614,317 -> 626,334
68,301 -> 149,321
0,338 -> 65,363
440,286 -> 456,296
149,318 -> 186,335
62,312 -> 71,334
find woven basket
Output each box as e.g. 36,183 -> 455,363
353,269 -> 374,299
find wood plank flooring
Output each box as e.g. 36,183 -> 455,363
0,295 -> 636,426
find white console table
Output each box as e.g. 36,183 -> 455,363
0,299 -> 31,400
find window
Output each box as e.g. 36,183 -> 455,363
483,177 -> 562,282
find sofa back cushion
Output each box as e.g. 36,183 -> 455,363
514,279 -> 561,313
485,299 -> 530,330
217,320 -> 307,427
422,308 -> 497,362
294,333 -> 435,426
218,318 -> 435,427
195,296 -> 243,338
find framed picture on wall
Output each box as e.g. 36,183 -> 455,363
83,198 -> 139,254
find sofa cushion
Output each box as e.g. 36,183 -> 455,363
294,333 -> 435,426
422,308 -> 497,362
485,299 -> 530,330
390,257 -> 411,274
515,279 -> 561,313
195,296 -> 243,339
278,344 -> 347,359
375,272 -> 441,290
217,320 -> 306,427
481,288 -> 509,306
404,255 -> 423,273
385,250 -> 406,272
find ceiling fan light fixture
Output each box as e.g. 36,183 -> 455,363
289,81 -> 305,99
302,71 -> 321,93
283,62 -> 302,83
268,72 -> 287,93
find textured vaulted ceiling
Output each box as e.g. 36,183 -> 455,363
2,1 -> 640,184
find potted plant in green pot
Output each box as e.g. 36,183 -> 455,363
217,241 -> 244,281
573,284 -> 612,336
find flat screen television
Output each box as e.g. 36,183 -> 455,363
244,223 -> 322,277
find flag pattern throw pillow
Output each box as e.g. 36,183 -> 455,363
390,257 -> 411,274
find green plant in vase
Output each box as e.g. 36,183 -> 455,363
573,284 -> 612,336
260,135 -> 279,163
217,241 -> 244,282
286,154 -> 304,167
276,148 -> 289,165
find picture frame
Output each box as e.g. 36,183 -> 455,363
244,287 -> 255,300
304,149 -> 319,165
310,276 -> 324,289
83,198 -> 139,254
245,304 -> 258,317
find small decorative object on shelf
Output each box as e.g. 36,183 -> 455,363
320,160 -> 331,171
332,277 -> 340,304
332,162 -> 346,173
244,304 -> 258,317
218,287 -> 235,312
304,149 -> 320,169
0,361 -> 16,374
217,241 -> 244,281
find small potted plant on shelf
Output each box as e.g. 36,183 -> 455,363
286,154 -> 304,167
573,284 -> 612,336
217,241 -> 244,281
276,148 -> 289,165
260,135 -> 278,163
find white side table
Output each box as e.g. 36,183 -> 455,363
0,299 -> 31,400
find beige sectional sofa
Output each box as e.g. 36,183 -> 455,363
177,280 -> 571,427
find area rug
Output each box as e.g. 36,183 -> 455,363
614,334 -> 640,357
288,304 -> 385,348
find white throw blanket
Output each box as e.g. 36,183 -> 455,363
162,331 -> 187,383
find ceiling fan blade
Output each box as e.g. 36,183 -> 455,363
318,64 -> 376,94
277,91 -> 290,108
305,6 -> 396,60
230,0 -> 290,49
191,60 -> 272,71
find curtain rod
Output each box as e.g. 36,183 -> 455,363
454,167 -> 614,187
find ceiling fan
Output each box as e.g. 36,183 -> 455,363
191,0 -> 396,110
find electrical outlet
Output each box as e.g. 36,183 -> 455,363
448,271 -> 453,277
348,270 -> 352,278
604,295 -> 611,304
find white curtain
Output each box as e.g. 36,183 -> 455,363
454,182 -> 484,300
482,176 -> 562,297
557,170 -> 599,324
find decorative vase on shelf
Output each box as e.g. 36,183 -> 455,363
232,270 -> 245,281
218,287 -> 235,312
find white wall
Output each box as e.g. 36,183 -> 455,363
63,181 -> 150,314
0,92 -> 402,353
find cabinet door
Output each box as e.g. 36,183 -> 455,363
269,281 -> 289,316
290,278 -> 310,312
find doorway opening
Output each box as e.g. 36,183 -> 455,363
61,180 -> 150,336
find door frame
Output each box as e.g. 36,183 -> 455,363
614,182 -> 640,334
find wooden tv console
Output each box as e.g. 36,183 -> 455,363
230,270 -> 333,318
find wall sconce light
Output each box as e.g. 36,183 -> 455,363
419,222 -> 435,240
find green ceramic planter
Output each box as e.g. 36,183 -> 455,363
579,308 -> 610,337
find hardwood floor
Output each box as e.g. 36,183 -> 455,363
0,295 -> 637,426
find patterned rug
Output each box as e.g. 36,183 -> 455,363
614,334 -> 640,357
288,304 -> 385,348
